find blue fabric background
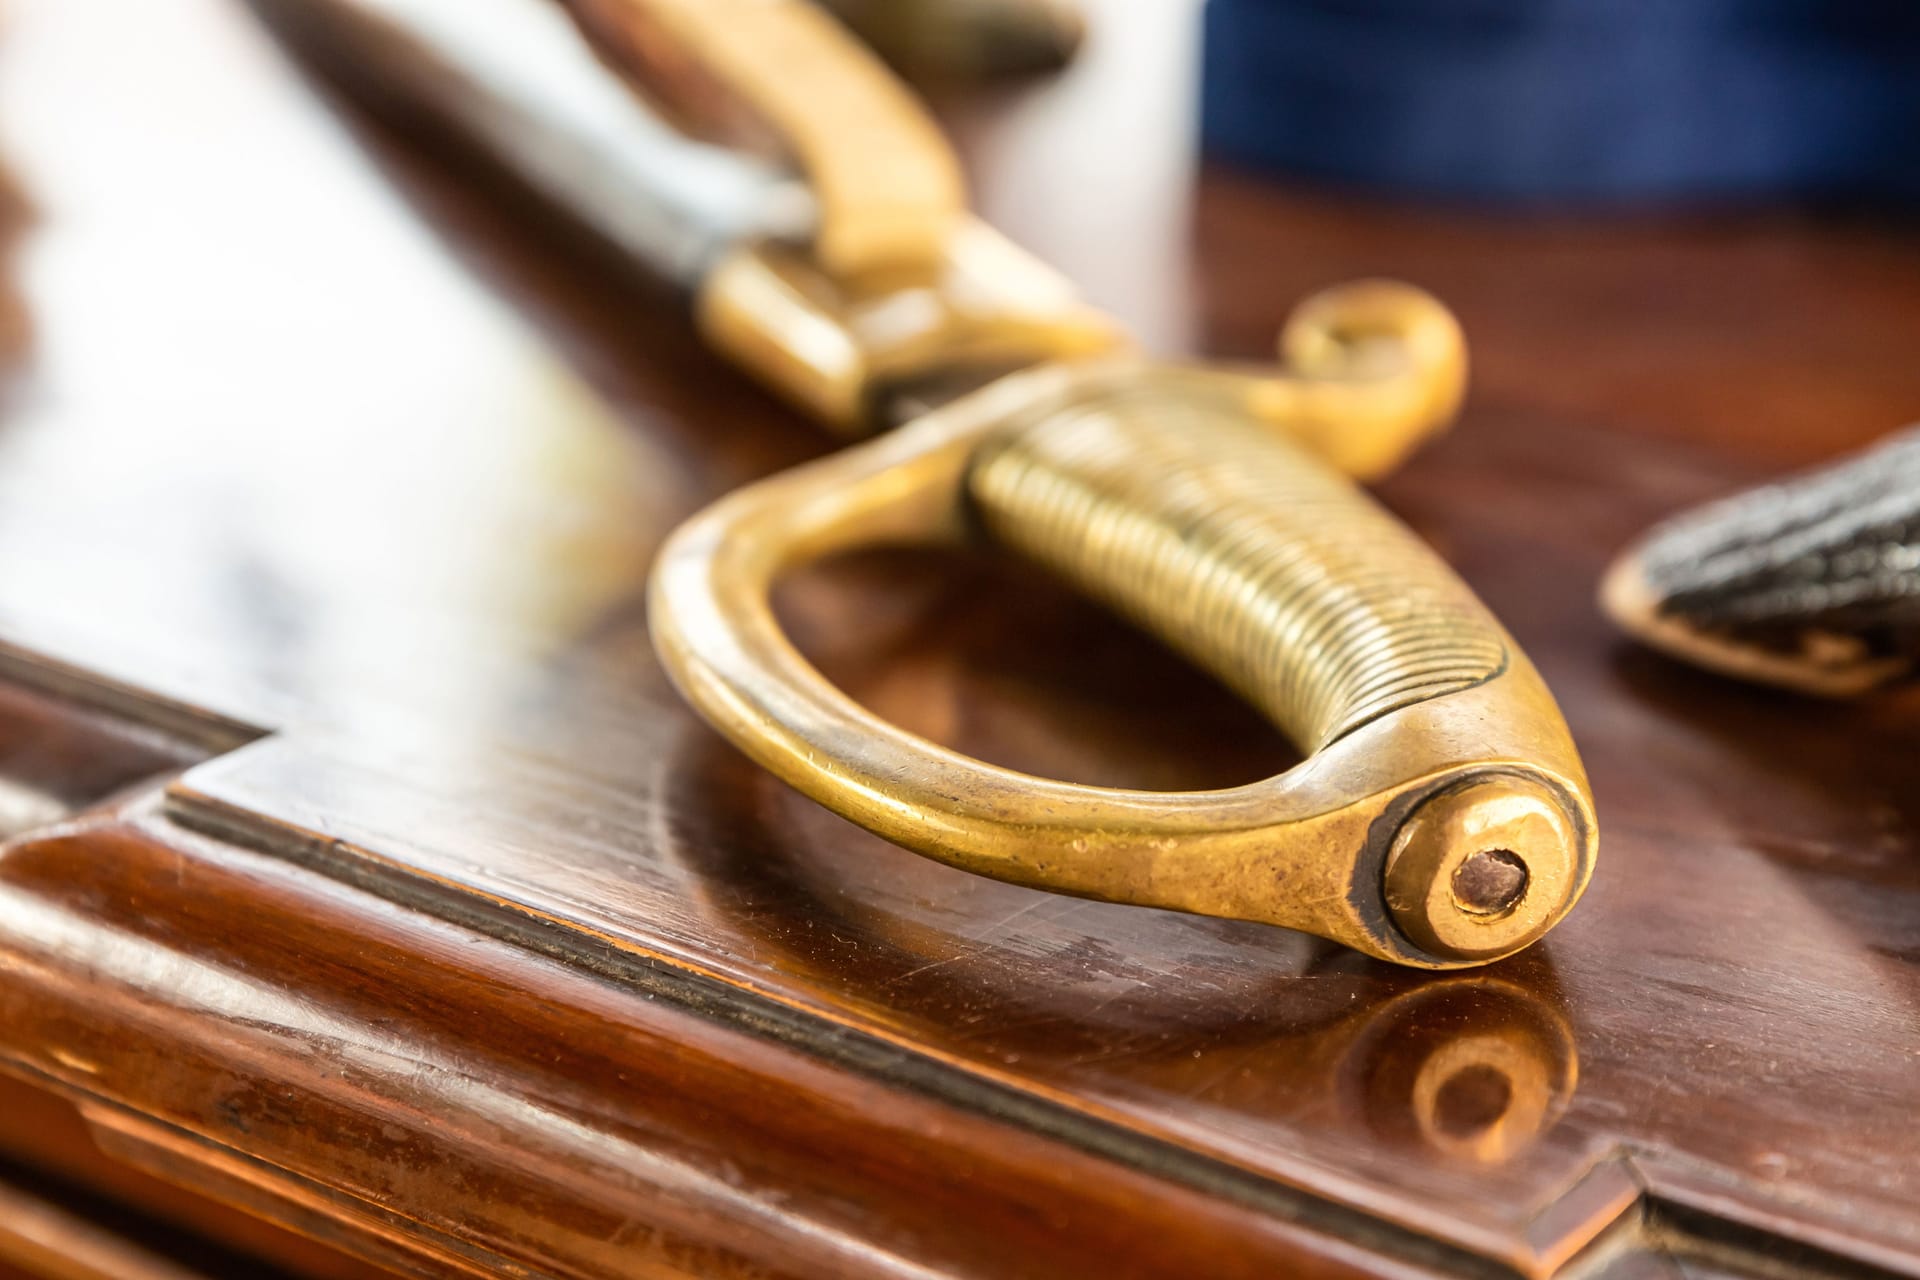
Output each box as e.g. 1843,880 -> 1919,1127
1201,0 -> 1920,203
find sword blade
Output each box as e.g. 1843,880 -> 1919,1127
249,0 -> 817,287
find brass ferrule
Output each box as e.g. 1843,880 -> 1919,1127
697,219 -> 1124,433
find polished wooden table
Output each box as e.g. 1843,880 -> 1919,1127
1,1 -> 1917,1277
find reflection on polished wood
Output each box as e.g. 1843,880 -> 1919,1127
0,0 -> 1916,1277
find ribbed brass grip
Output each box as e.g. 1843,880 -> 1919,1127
649,360 -> 1597,968
970,381 -> 1508,754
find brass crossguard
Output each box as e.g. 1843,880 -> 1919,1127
567,0 -> 1597,966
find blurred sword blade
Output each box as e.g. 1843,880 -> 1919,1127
249,0 -> 817,287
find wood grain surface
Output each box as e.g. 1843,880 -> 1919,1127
0,0 -> 1916,1277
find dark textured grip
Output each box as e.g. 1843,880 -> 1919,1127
968,380 -> 1508,751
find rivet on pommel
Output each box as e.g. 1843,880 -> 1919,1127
1453,849 -> 1528,916
1383,780 -> 1578,964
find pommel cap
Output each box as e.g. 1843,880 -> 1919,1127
1383,778 -> 1583,963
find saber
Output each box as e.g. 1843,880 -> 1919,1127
253,0 -> 1598,968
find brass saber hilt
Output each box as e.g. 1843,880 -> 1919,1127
651,308 -> 1596,968
560,0 -> 1596,964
